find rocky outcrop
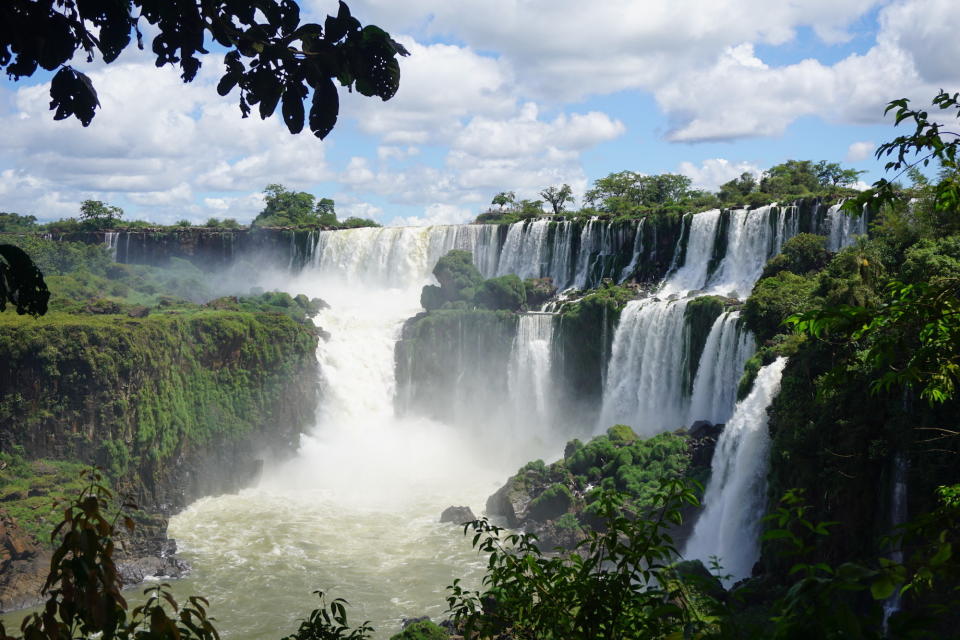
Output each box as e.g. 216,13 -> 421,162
486,425 -> 720,551
0,510 -> 49,612
0,310 -> 320,610
440,506 -> 476,524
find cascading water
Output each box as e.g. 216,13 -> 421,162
598,298 -> 693,435
683,357 -> 788,585
824,203 -> 868,251
687,311 -> 755,426
883,453 -> 909,626
508,313 -> 556,438
167,226 -> 531,639
103,231 -> 120,261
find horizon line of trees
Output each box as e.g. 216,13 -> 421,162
478,159 -> 866,223
0,185 -> 382,234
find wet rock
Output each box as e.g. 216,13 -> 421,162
440,506 -> 476,524
0,510 -> 50,613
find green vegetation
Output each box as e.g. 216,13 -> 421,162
253,184 -> 380,229
474,159 -> 864,225
419,250 -> 533,311
387,620 -> 448,640
0,452 -> 88,541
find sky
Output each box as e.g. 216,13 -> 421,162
1,0 -> 959,227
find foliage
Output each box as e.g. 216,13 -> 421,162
760,233 -> 831,280
584,171 -> 702,216
0,453 -> 88,541
540,184 -> 574,215
0,307 -> 318,478
280,592 -> 373,640
845,90 -> 960,217
387,620 -> 447,640
0,243 -> 50,316
79,200 -> 124,229
744,271 -> 817,343
0,212 -> 39,232
475,274 -> 526,311
252,185 -> 380,229
1,0 -> 408,138
447,480 -> 708,640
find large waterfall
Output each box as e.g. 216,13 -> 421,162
159,202 -> 866,637
683,357 -> 788,584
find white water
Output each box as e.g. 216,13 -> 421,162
824,203 -> 868,251
168,227 -> 538,639
508,313 -> 556,439
883,453 -> 909,625
683,357 -> 787,585
104,231 -> 120,260
660,210 -> 722,297
687,311 -> 755,426
598,298 -> 693,435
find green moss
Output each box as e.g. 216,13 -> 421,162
388,620 -> 448,640
0,452 -> 88,542
0,309 -> 317,494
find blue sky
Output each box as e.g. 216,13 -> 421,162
2,0 -> 958,226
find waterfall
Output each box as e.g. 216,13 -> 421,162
661,210 -> 721,297
824,203 -> 868,251
508,313 -> 556,438
883,453 -> 909,626
684,357 -> 788,585
706,205 -> 798,298
103,232 -> 119,261
598,298 -> 693,435
687,311 -> 755,426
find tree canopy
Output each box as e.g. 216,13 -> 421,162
1,0 -> 408,138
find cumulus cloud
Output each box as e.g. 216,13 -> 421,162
678,158 -> 763,191
0,56 -> 331,222
846,141 -> 876,162
391,203 -> 475,227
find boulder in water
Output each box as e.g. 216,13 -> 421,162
440,506 -> 476,524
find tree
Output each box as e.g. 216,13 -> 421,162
718,172 -> 757,202
79,199 -> 124,229
0,212 -> 39,233
539,184 -> 574,215
1,1 -> 408,138
316,198 -> 337,226
491,191 -> 517,211
253,184 -> 321,227
759,160 -> 820,196
814,160 -> 864,188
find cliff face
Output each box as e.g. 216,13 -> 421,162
0,310 -> 319,514
52,228 -> 318,270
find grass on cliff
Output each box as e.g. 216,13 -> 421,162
0,452 -> 87,542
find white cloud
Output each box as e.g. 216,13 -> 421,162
845,141 -> 876,162
391,203 -> 474,227
678,158 -> 762,191
0,57 -> 331,222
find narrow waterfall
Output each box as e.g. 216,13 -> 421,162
508,313 -> 556,438
687,311 -> 755,426
103,231 -> 119,260
824,203 -> 868,251
883,453 -> 909,625
598,298 -> 692,435
683,357 -> 788,585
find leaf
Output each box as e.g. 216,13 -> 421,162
309,76 -> 339,139
281,87 -> 306,134
870,576 -> 896,600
